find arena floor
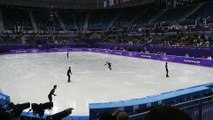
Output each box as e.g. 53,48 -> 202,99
0,52 -> 213,116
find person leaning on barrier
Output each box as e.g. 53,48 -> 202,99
116,111 -> 130,120
99,112 -> 114,120
144,106 -> 192,120
0,105 -> 10,120
99,109 -> 130,120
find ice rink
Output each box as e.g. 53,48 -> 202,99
0,52 -> 213,116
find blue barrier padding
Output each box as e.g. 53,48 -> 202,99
0,92 -> 10,109
89,86 -> 210,109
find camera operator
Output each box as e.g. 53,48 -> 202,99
0,105 -> 10,120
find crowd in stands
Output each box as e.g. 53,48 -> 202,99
100,31 -> 213,48
0,30 -> 212,49
0,0 -> 212,59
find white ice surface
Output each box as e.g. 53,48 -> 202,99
0,52 -> 213,116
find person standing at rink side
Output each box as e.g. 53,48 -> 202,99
104,61 -> 112,70
48,85 -> 57,103
165,62 -> 169,77
67,66 -> 72,83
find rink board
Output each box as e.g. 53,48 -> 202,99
9,48 -> 213,67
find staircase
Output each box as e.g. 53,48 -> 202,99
72,14 -> 77,29
108,12 -> 123,28
182,3 -> 204,20
83,14 -> 89,31
128,7 -> 149,26
55,11 -> 67,31
29,11 -> 38,31
148,9 -> 168,24
0,9 -> 4,31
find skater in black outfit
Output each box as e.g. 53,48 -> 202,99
48,85 -> 57,102
67,66 -> 72,82
104,61 -> 112,70
67,51 -> 69,59
165,62 -> 169,77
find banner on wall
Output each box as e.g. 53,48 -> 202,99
10,48 -> 213,67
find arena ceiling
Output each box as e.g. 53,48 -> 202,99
0,0 -> 155,9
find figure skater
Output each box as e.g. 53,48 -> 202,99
67,66 -> 72,82
165,62 -> 169,77
48,85 -> 57,102
67,51 -> 69,59
104,61 -> 112,70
